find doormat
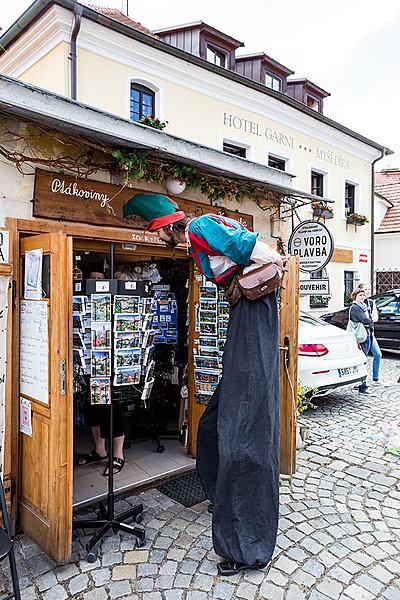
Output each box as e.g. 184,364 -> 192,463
157,469 -> 207,508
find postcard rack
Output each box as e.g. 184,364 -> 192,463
73,246 -> 154,561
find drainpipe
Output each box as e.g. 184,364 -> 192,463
70,3 -> 83,100
370,149 -> 387,293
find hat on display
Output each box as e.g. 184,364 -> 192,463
123,193 -> 185,231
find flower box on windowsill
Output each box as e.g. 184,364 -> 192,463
346,214 -> 368,226
313,208 -> 333,219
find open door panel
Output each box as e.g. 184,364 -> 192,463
18,232 -> 73,564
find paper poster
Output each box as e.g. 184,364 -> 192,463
20,300 -> 48,404
24,249 -> 43,300
20,397 -> 32,436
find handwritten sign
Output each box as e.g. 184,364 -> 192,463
20,300 -> 49,404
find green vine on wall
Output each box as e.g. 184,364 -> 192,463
112,150 -> 261,203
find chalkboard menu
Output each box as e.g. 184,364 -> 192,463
20,300 -> 49,404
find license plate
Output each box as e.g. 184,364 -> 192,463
338,366 -> 359,378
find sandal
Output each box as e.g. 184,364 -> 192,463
77,449 -> 108,466
103,457 -> 125,477
217,560 -> 268,576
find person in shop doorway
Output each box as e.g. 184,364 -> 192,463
356,283 -> 386,386
78,270 -> 126,476
123,192 -> 286,576
348,288 -> 376,397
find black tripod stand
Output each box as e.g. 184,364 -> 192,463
73,245 -> 145,562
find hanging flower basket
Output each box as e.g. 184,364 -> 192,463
347,213 -> 368,226
311,202 -> 333,219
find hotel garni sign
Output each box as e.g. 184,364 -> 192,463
223,112 -> 350,170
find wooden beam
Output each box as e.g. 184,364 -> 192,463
279,256 -> 299,475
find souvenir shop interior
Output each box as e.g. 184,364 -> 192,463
72,242 -> 196,507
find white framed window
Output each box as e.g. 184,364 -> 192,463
126,77 -> 163,122
306,94 -> 321,111
268,154 -> 286,171
221,137 -> 252,160
344,270 -> 360,305
206,44 -> 227,68
344,180 -> 360,217
265,71 -> 282,92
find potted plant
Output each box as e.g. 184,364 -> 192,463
346,212 -> 368,226
139,115 -> 168,131
311,201 -> 333,219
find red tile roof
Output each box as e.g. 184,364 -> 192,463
375,169 -> 400,204
86,5 -> 160,39
376,169 -> 400,233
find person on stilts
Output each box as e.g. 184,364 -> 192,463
124,193 -> 284,576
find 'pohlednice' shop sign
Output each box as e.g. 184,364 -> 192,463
222,112 -> 350,170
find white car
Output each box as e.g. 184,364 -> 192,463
298,311 -> 367,396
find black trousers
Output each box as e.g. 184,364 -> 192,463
197,293 -> 280,565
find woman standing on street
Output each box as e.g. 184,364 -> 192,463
348,288 -> 375,396
357,283 -> 385,386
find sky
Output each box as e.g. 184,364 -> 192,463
1,0 -> 400,169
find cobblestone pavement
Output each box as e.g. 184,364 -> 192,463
2,357 -> 400,600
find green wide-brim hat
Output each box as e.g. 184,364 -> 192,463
123,193 -> 185,231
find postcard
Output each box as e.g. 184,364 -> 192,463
73,296 -> 87,315
200,322 -> 217,336
115,331 -> 142,349
91,350 -> 111,376
114,295 -> 140,314
144,360 -> 156,383
200,299 -> 217,311
114,314 -> 141,333
91,321 -> 111,349
218,339 -> 226,352
142,314 -> 154,330
199,337 -> 218,348
73,331 -> 85,348
143,345 -> 155,367
90,377 -> 111,405
73,348 -> 86,369
73,314 -> 84,332
115,348 -> 141,368
198,346 -> 220,358
91,294 -> 111,322
194,369 -> 220,385
218,302 -> 230,317
195,355 -> 219,370
195,393 -> 212,405
199,310 -> 218,324
195,380 -> 219,393
113,366 -> 141,386
141,297 -> 155,315
199,286 -> 217,299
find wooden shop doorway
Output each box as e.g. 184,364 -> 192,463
6,217 -> 298,564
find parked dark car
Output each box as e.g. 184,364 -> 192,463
321,289 -> 400,353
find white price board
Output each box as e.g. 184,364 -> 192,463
20,300 -> 49,404
288,220 -> 334,273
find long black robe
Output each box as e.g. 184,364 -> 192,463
196,292 -> 280,565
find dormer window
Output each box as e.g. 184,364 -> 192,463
265,71 -> 282,92
306,94 -> 320,111
206,44 -> 227,67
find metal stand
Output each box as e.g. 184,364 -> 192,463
73,244 -> 145,562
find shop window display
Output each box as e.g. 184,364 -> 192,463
72,252 -> 192,506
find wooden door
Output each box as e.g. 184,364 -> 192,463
18,232 -> 73,564
187,262 -> 203,456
